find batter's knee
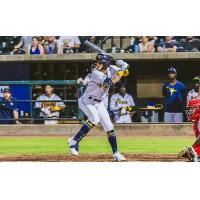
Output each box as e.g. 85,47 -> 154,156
90,115 -> 100,126
102,121 -> 114,133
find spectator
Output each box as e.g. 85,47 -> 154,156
59,36 -> 81,53
0,88 -> 20,124
13,36 -> 32,54
157,36 -> 178,52
43,36 -> 62,54
27,37 -> 44,55
110,84 -> 135,123
178,36 -> 200,52
34,85 -> 65,124
187,76 -> 200,103
138,36 -> 155,53
162,67 -> 186,123
38,36 -> 45,46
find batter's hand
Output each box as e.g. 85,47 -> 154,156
116,60 -> 129,72
77,78 -> 83,85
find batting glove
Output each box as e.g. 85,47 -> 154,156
116,60 -> 129,72
120,107 -> 127,115
77,78 -> 83,85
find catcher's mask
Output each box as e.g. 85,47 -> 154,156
186,99 -> 200,121
95,53 -> 113,68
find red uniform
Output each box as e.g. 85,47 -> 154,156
187,99 -> 200,157
192,117 -> 200,156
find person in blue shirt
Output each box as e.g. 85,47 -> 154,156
162,67 -> 186,123
0,88 -> 21,124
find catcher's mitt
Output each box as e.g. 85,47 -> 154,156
178,146 -> 198,162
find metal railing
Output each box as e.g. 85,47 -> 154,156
0,80 -> 81,123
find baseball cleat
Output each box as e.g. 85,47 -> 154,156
113,152 -> 126,162
68,137 -> 79,156
187,146 -> 198,162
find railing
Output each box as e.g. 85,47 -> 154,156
0,80 -> 81,123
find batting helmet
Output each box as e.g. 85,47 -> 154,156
186,99 -> 200,121
95,53 -> 113,67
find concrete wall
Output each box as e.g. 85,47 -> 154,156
0,124 -> 194,137
1,52 -> 200,62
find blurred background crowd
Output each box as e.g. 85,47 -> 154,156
1,36 -> 200,55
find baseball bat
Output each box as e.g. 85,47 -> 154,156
84,40 -> 105,53
84,40 -> 129,69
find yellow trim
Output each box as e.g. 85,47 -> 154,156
118,71 -> 124,76
52,106 -> 62,111
123,69 -> 129,77
86,120 -> 94,128
126,106 -> 133,111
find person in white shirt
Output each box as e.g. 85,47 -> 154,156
59,36 -> 81,53
34,85 -> 65,124
187,76 -> 200,104
110,84 -> 135,123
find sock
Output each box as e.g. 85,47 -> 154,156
107,130 -> 118,154
73,120 -> 94,142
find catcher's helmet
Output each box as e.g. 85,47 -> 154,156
186,99 -> 200,121
95,53 -> 113,67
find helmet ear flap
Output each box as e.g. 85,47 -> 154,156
186,99 -> 200,121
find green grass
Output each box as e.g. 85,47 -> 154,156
0,136 -> 194,155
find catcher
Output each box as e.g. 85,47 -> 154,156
178,98 -> 200,162
110,83 -> 135,123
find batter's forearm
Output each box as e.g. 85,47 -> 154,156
112,74 -> 123,84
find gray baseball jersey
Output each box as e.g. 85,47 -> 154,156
84,69 -> 110,100
82,73 -> 92,86
35,93 -> 65,117
84,65 -> 120,99
82,73 -> 109,108
110,93 -> 135,112
110,93 -> 135,123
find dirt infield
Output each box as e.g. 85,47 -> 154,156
0,153 -> 187,162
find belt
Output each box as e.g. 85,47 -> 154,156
88,96 -> 101,102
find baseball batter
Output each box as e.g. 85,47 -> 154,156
68,53 -> 129,161
77,63 -> 120,108
110,84 -> 135,123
